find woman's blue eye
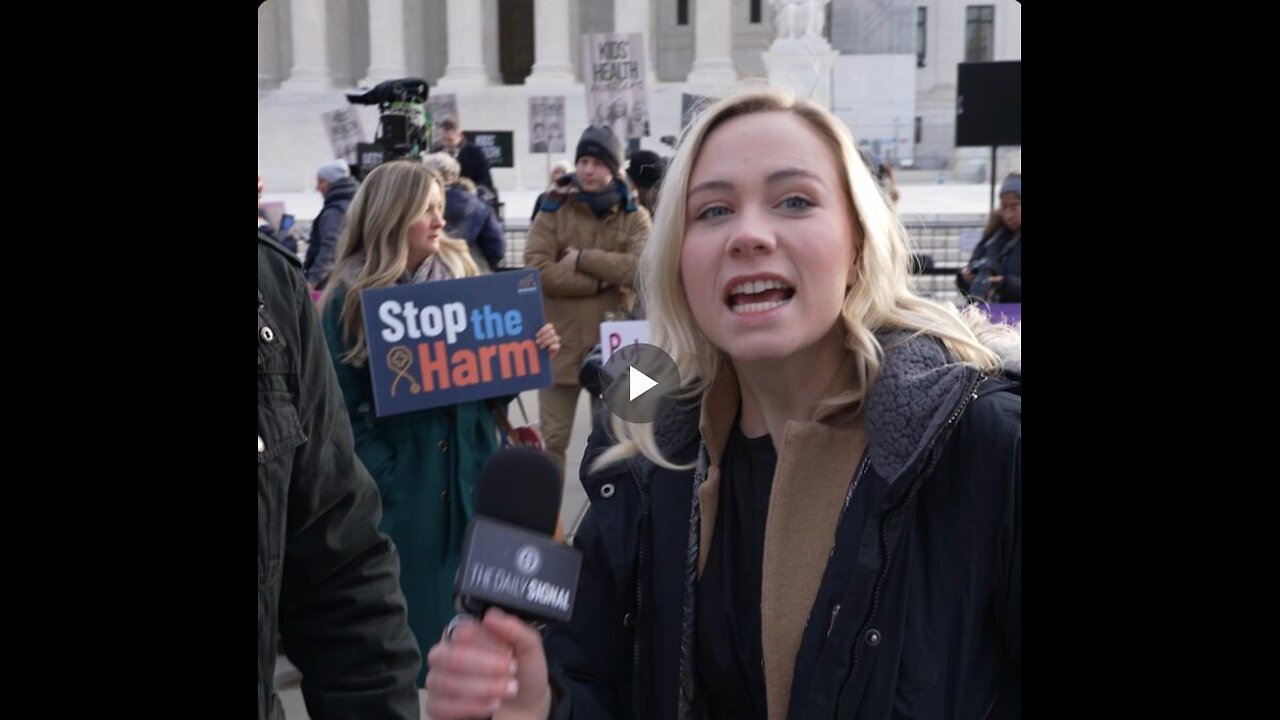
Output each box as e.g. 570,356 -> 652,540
781,196 -> 813,211
697,206 -> 732,220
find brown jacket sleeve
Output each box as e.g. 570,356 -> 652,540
576,207 -> 650,287
525,210 -> 601,298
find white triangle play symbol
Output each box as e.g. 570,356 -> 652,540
629,366 -> 658,401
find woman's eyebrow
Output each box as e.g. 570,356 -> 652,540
765,168 -> 825,186
688,178 -> 735,196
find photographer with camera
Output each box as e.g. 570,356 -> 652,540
958,173 -> 1021,304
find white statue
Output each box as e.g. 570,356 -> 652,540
771,0 -> 800,39
804,0 -> 830,39
772,0 -> 829,41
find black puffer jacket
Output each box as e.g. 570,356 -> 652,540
544,332 -> 1021,719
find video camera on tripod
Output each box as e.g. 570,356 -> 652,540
346,78 -> 429,179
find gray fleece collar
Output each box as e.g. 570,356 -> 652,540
865,331 -> 976,482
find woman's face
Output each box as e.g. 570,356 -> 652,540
999,192 -> 1021,232
681,111 -> 860,363
406,182 -> 446,269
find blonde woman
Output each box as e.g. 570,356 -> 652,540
425,90 -> 1021,719
319,160 -> 561,686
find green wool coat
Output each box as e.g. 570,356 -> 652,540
321,282 -> 501,686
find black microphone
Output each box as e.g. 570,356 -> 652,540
455,447 -> 582,625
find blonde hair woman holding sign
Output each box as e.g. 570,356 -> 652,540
319,160 -> 561,686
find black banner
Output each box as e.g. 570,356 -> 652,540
464,131 -> 515,168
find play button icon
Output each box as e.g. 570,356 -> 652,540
600,343 -> 681,424
629,366 -> 658,401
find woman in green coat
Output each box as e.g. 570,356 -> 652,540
319,160 -> 561,686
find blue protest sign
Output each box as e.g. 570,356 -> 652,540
360,269 -> 552,416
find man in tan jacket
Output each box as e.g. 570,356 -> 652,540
525,125 -> 651,474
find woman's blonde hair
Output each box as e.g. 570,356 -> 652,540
594,88 -> 1017,471
319,160 -> 478,367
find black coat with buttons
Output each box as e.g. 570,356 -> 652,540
257,234 -> 420,720
543,334 -> 1022,719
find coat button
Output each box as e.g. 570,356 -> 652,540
260,326 -> 275,343
623,612 -> 636,627
600,483 -> 615,498
437,440 -> 449,452
258,435 -> 265,454
865,629 -> 881,646
441,489 -> 449,502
